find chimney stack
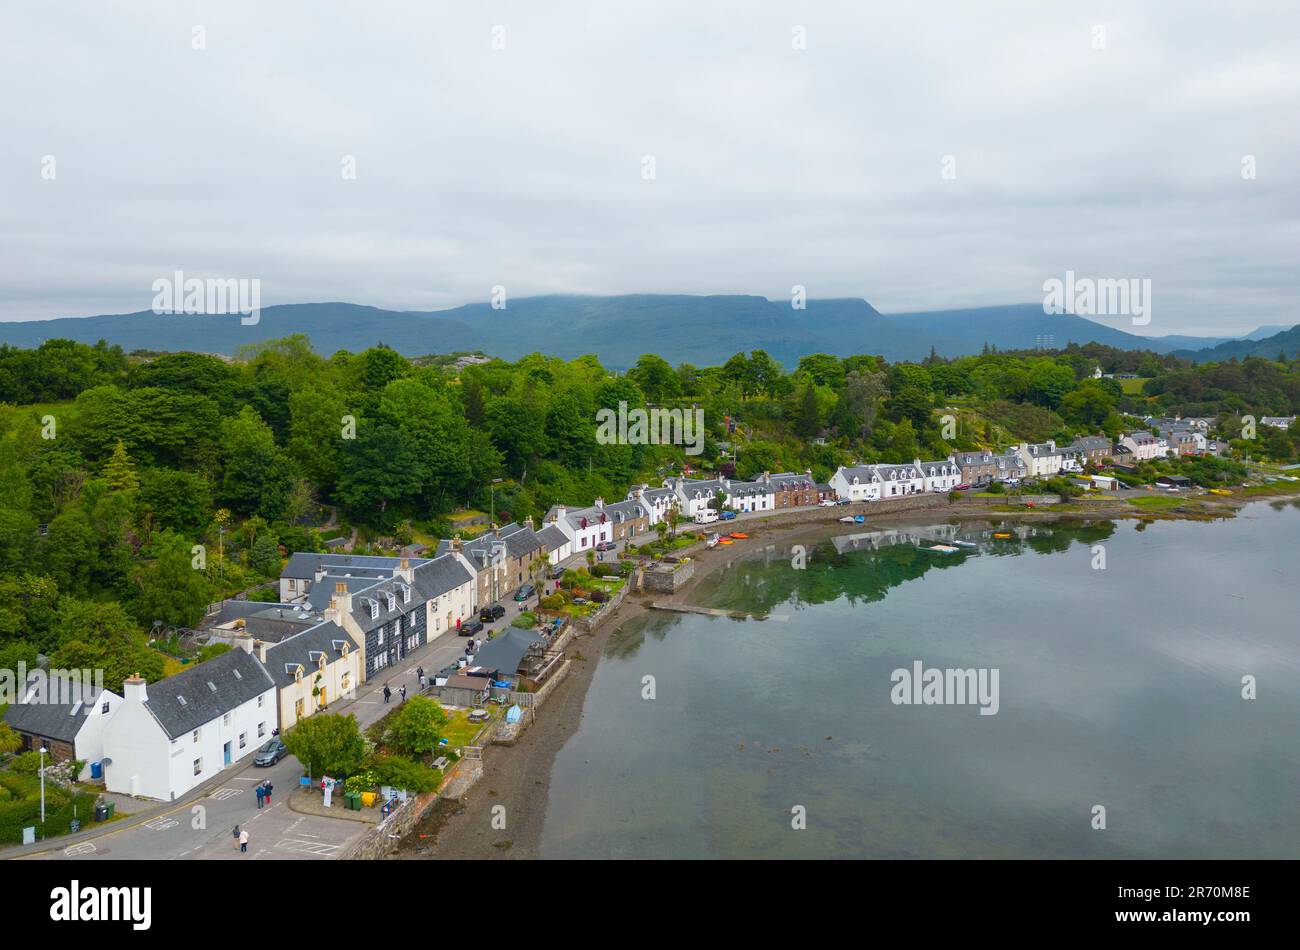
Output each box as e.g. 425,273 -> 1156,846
256,640 -> 268,663
236,636 -> 255,655
525,515 -> 535,531
124,673 -> 147,704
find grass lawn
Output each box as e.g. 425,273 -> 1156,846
441,707 -> 499,751
1119,378 -> 1148,395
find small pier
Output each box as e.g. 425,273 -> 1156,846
649,602 -> 769,621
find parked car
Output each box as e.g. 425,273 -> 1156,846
955,484 -> 971,491
837,498 -> 852,506
253,738 -> 287,767
514,583 -> 536,601
460,619 -> 484,637
594,540 -> 617,552
819,499 -> 838,507
479,604 -> 505,622
719,511 -> 737,520
547,564 -> 565,580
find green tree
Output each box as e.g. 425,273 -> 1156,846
282,712 -> 368,777
130,531 -> 213,628
381,695 -> 450,758
102,440 -> 140,494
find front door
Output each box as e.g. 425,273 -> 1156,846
318,686 -> 326,709
223,741 -> 232,766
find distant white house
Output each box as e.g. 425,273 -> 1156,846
102,646 -> 277,802
1017,441 -> 1065,478
626,485 -> 678,525
1119,431 -> 1163,462
1260,416 -> 1295,430
918,457 -> 962,492
830,465 -> 882,501
873,462 -> 925,498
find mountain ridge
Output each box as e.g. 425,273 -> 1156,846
0,294 -> 1254,367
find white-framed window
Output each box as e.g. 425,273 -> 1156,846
223,713 -> 231,726
192,729 -> 201,743
193,758 -> 203,776
258,695 -> 265,708
377,626 -> 385,646
239,733 -> 247,750
258,722 -> 266,738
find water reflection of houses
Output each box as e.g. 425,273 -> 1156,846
829,522 -> 1052,555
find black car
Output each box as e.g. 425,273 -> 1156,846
594,540 -> 617,552
253,738 -> 287,767
547,564 -> 565,580
514,583 -> 536,601
460,619 -> 484,637
479,604 -> 505,622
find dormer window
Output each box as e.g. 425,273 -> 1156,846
385,592 -> 396,611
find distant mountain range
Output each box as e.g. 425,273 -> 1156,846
1173,325 -> 1300,363
0,295 -> 1290,368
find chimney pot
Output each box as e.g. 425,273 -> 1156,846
335,581 -> 347,594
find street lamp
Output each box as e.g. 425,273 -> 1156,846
39,746 -> 48,824
488,477 -> 503,524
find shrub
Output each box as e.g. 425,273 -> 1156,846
539,593 -> 565,610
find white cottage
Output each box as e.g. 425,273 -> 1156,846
101,646 -> 277,801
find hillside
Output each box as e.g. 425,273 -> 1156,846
1174,325 -> 1300,363
0,294 -> 1228,367
883,304 -> 1226,354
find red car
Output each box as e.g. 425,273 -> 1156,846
955,484 -> 971,491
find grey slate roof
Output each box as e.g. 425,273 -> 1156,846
4,690 -> 108,744
206,600 -> 295,628
141,648 -> 275,740
536,523 -> 569,552
306,574 -> 378,613
348,575 -> 419,634
411,553 -> 474,602
472,627 -> 546,678
280,552 -> 428,580
261,621 -> 353,685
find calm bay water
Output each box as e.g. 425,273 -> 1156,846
539,500 -> 1300,859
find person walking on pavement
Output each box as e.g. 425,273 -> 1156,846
256,783 -> 265,809
263,780 -> 273,805
239,828 -> 249,853
383,683 -> 392,704
399,684 -> 407,702
232,825 -> 240,851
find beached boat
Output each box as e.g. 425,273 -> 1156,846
729,532 -> 749,539
854,515 -> 865,523
718,538 -> 734,545
705,534 -> 719,548
839,515 -> 856,523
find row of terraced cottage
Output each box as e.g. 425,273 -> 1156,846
3,432 -> 1180,804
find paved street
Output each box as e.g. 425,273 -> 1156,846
16,617 -> 498,862
10,515 -> 786,862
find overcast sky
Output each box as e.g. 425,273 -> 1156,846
2,1 -> 1297,336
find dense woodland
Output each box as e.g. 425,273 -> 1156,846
1,333 -> 1298,692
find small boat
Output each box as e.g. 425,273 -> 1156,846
729,532 -> 749,540
950,540 -> 978,549
918,543 -> 960,555
854,515 -> 865,523
705,534 -> 719,548
718,537 -> 734,545
992,532 -> 1013,540
839,516 -> 856,523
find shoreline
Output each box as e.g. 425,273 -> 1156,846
395,490 -> 1297,860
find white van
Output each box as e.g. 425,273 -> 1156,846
694,509 -> 719,525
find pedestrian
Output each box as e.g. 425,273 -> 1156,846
416,665 -> 424,682
263,780 -> 273,805
399,684 -> 407,702
382,683 -> 391,704
232,825 -> 240,851
256,783 -> 265,809
418,672 -> 426,689
239,828 -> 249,853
